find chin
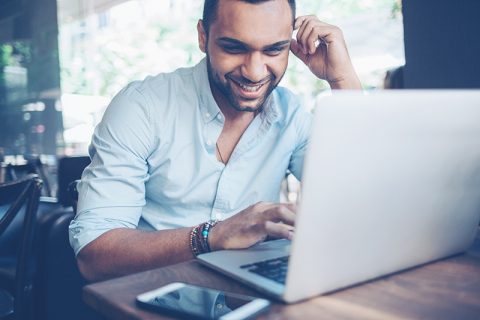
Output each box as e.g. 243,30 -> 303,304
232,100 -> 264,113
230,93 -> 269,112
234,106 -> 261,113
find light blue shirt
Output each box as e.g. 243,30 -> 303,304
69,58 -> 312,256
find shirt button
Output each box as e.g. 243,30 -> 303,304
205,112 -> 211,118
206,140 -> 213,146
217,114 -> 223,121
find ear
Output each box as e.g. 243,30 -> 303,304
197,20 -> 207,53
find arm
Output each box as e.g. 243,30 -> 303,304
72,81 -> 297,282
77,202 -> 296,281
69,84 -> 167,282
77,227 -> 192,282
290,15 -> 362,90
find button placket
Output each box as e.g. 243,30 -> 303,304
228,115 -> 265,163
211,169 -> 230,220
203,117 -> 222,155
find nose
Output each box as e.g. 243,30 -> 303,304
240,52 -> 268,83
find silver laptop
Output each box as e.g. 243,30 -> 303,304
198,90 -> 480,303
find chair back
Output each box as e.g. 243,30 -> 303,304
57,156 -> 90,207
0,174 -> 42,320
2,158 -> 52,197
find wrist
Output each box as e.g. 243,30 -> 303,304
208,220 -> 223,251
327,66 -> 362,90
189,220 -> 221,257
203,219 -> 218,252
328,73 -> 362,90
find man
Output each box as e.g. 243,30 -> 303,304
69,0 -> 361,281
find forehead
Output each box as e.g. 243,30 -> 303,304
211,0 -> 293,44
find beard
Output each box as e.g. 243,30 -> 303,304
206,55 -> 281,113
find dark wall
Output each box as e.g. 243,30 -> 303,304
402,0 -> 480,88
0,0 -> 63,155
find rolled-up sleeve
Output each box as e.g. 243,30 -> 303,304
69,84 -> 154,256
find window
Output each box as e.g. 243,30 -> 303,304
57,0 -> 404,155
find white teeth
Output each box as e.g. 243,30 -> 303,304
239,83 -> 262,92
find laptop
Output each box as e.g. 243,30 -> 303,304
197,90 -> 480,303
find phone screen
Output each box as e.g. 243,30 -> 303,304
141,284 -> 261,319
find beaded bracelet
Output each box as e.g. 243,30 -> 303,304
189,220 -> 219,257
201,219 -> 219,252
189,224 -> 202,257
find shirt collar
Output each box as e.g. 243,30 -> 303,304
259,92 -> 281,126
193,57 -> 281,125
193,58 -> 221,123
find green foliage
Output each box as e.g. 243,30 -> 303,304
0,44 -> 13,68
59,0 -> 402,98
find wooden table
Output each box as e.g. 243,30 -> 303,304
84,229 -> 480,319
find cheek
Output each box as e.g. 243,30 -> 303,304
211,54 -> 243,76
268,55 -> 289,79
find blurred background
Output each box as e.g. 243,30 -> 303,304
0,2 -> 479,319
1,0 -> 404,157
0,0 -> 479,191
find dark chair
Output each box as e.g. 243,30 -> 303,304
0,197 -> 59,307
67,180 -> 80,213
0,155 -> 96,320
4,157 -> 52,198
34,209 -> 102,320
57,156 -> 90,208
0,175 -> 42,320
34,156 -> 100,320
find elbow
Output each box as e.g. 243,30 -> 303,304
75,229 -> 125,282
76,248 -> 100,282
76,242 -> 107,282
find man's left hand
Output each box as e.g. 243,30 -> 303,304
290,15 -> 362,89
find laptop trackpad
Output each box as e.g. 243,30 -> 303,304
198,239 -> 291,267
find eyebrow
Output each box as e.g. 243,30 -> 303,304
216,37 -> 291,50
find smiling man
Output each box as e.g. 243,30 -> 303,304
69,0 -> 361,281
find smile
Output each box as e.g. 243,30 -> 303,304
229,77 -> 270,96
238,82 -> 264,92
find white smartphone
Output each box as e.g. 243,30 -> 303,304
136,282 -> 270,320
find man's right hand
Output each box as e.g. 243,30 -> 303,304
208,202 -> 296,251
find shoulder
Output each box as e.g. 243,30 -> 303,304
272,86 -> 312,125
106,64 -> 198,122
135,65 -> 197,101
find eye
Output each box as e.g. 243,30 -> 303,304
222,46 -> 247,54
264,47 -> 284,56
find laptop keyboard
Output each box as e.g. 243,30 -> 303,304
240,256 -> 289,284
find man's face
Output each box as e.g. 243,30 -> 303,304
198,0 -> 293,113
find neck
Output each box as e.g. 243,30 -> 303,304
210,82 -> 258,125
220,103 -> 258,124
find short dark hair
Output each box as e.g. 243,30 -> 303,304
202,0 -> 296,35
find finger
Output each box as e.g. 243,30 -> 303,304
297,17 -> 322,53
310,23 -> 343,46
268,205 -> 295,226
290,39 -> 308,63
296,16 -> 316,54
284,202 -> 297,213
278,205 -> 296,226
294,15 -> 309,30
298,19 -> 322,55
295,15 -> 310,35
304,26 -> 324,55
264,221 -> 294,240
